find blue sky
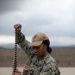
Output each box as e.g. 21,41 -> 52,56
0,0 -> 75,46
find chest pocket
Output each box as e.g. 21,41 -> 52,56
43,63 -> 52,72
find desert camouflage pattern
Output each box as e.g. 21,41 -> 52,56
17,33 -> 60,75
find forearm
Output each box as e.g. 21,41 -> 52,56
17,33 -> 33,55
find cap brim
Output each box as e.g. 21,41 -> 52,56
31,41 -> 43,46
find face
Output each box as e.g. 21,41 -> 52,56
33,44 -> 47,58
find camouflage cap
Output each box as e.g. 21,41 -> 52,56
31,32 -> 49,46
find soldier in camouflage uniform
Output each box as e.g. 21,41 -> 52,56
14,24 -> 60,75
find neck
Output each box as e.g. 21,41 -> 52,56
38,51 -> 48,61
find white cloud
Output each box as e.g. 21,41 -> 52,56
50,36 -> 75,45
0,36 -> 15,44
0,0 -> 75,46
0,35 -> 75,46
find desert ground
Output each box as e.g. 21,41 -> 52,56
0,47 -> 75,67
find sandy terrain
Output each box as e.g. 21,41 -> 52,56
0,47 -> 75,67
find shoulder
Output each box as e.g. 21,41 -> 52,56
42,54 -> 60,75
42,54 -> 56,71
45,54 -> 56,65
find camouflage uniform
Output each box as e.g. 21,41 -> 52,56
17,33 -> 60,75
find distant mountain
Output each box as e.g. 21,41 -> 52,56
0,42 -> 75,49
0,43 -> 20,49
51,42 -> 75,47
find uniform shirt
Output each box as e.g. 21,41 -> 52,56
17,33 -> 60,75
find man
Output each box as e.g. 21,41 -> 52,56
14,24 -> 60,75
